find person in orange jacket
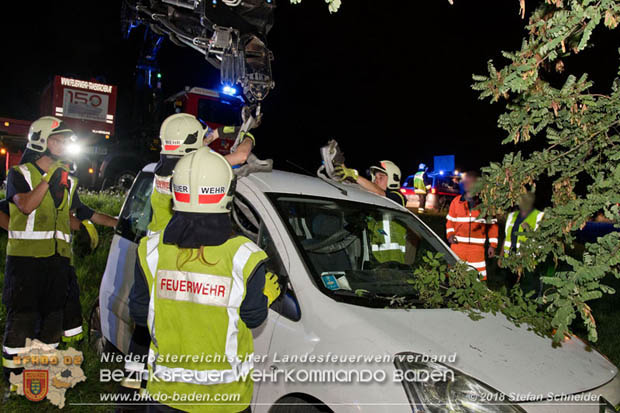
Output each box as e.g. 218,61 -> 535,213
446,171 -> 498,280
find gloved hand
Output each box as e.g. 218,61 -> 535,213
263,272 -> 281,306
218,126 -> 240,140
81,220 -> 99,250
43,160 -> 69,183
334,165 -> 359,182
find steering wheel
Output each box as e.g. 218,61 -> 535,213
305,230 -> 352,253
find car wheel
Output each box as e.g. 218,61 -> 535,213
270,396 -> 332,413
115,170 -> 137,191
88,300 -> 113,356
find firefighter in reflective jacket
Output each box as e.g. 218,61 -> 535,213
2,117 -> 117,385
501,192 -> 547,296
446,171 -> 498,280
130,147 -> 280,412
414,163 -> 430,213
149,114 -> 256,233
502,192 -> 544,257
149,114 -> 206,233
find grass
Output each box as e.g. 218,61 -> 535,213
0,190 -> 124,412
0,199 -> 616,411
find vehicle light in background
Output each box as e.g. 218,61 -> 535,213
454,169 -> 459,175
439,170 -> 444,175
88,167 -> 94,174
3,121 -> 9,127
0,148 -> 6,155
222,85 -> 237,96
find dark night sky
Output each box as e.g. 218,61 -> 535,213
0,1 -> 617,179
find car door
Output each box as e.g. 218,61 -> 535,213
99,168 -> 154,353
230,185 -> 305,408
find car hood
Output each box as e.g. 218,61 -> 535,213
319,304 -> 617,397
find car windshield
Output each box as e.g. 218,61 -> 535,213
268,194 -> 456,308
434,175 -> 461,194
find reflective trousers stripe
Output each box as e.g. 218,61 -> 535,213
3,356 -> 19,368
466,260 -> 486,269
3,342 -> 59,355
64,326 -> 83,337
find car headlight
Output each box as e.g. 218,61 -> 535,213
395,352 -> 525,412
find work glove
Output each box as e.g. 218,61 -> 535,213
263,272 -> 281,306
219,126 -> 256,149
81,220 -> 99,251
42,160 -> 69,183
334,165 -> 359,182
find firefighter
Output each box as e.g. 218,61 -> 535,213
335,160 -> 406,207
2,117 -> 116,384
501,192 -> 547,296
413,163 -> 431,213
128,147 -> 280,411
445,171 -> 498,281
150,114 -> 256,234
335,161 -> 410,263
148,113 -> 206,234
0,200 -> 100,346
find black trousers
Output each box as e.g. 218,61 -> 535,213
418,193 -> 426,210
2,255 -> 71,382
62,266 -> 83,342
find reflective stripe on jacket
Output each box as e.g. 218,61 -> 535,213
7,163 -> 76,258
137,231 -> 267,412
368,215 -> 407,263
503,209 -> 544,257
446,196 -> 498,248
148,174 -> 172,233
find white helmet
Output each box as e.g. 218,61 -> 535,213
171,147 -> 235,213
160,113 -> 205,156
370,160 -> 401,189
27,116 -> 74,153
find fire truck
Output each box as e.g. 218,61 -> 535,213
0,75 -> 244,189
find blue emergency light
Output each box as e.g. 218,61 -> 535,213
222,85 -> 237,96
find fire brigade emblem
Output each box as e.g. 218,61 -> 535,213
23,370 -> 49,402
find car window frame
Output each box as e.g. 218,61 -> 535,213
115,170 -> 154,243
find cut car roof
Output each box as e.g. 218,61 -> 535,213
141,164 -> 405,210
